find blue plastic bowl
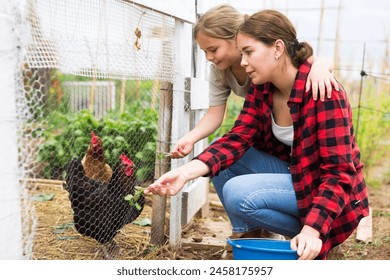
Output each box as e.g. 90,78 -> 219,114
227,238 -> 298,260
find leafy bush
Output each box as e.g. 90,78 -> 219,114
209,94 -> 244,142
36,103 -> 158,181
352,80 -> 390,182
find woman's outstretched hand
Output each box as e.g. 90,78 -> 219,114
144,160 -> 210,196
144,168 -> 188,196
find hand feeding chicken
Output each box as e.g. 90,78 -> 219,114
64,153 -> 144,259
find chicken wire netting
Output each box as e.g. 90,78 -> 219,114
15,0 -> 190,260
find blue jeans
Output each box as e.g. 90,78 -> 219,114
211,148 -> 302,237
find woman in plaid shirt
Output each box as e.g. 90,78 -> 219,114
145,10 -> 369,260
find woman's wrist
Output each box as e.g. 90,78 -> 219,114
176,168 -> 188,182
301,225 -> 320,238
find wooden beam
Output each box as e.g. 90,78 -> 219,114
150,81 -> 172,246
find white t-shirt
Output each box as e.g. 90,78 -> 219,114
208,64 -> 251,107
271,114 -> 293,146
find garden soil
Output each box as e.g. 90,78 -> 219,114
30,164 -> 389,260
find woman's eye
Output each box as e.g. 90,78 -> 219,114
204,48 -> 216,55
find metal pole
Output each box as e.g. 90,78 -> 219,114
356,43 -> 367,142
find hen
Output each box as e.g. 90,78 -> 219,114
64,153 -> 144,258
81,131 -> 112,183
111,154 -> 145,226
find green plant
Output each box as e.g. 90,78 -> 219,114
36,106 -> 158,181
352,80 -> 390,182
209,94 -> 244,142
124,186 -> 144,211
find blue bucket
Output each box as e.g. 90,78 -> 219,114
228,238 -> 298,260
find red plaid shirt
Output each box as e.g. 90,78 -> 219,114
195,61 -> 369,259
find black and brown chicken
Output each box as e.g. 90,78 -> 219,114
65,153 -> 144,258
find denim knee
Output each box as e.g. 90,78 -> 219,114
222,176 -> 247,216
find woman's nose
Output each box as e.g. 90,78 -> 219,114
205,52 -> 214,62
240,56 -> 247,67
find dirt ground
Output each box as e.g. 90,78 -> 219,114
339,167 -> 390,260
180,178 -> 390,260
30,163 -> 389,260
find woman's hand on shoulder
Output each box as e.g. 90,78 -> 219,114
307,56 -> 340,101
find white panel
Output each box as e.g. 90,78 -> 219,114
0,0 -> 23,260
169,19 -> 193,248
181,177 -> 208,225
189,77 -> 209,110
132,0 -> 196,23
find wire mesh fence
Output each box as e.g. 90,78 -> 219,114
62,81 -> 116,118
13,0 -> 194,259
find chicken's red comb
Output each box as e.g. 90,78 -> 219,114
91,131 -> 98,144
120,153 -> 133,165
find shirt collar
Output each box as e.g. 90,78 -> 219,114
253,60 -> 312,101
289,61 -> 312,104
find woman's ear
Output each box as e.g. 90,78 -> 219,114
274,39 -> 285,59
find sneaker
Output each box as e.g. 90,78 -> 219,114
238,228 -> 286,240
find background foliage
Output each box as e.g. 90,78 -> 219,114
36,72 -> 159,182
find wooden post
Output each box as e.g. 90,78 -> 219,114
120,79 -> 126,113
317,0 -> 325,54
333,0 -> 342,77
89,69 -> 96,113
151,79 -> 159,110
136,79 -> 141,99
380,35 -> 389,75
150,81 -> 172,245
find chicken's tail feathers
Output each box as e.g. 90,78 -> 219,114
62,181 -> 70,192
64,159 -> 85,190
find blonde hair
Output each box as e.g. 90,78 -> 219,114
194,4 -> 244,40
238,10 -> 313,68
194,5 -> 244,85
